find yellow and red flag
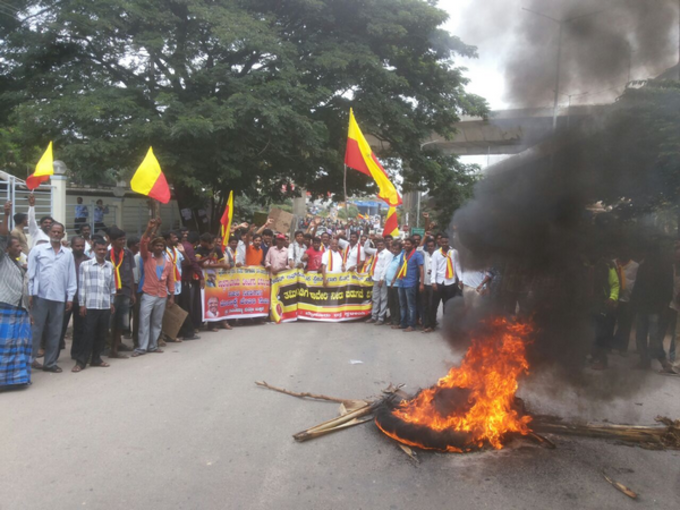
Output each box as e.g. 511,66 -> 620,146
345,109 -> 402,207
220,190 -> 234,249
26,142 -> 54,190
382,206 -> 399,238
130,147 -> 171,203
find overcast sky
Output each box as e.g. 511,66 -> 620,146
439,0 -> 508,109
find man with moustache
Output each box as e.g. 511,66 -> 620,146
321,238 -> 343,287
73,239 -> 116,372
27,221 -> 77,373
431,233 -> 463,319
58,236 -> 89,358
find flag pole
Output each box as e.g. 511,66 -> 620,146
343,163 -> 348,218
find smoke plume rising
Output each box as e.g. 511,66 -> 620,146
457,0 -> 679,106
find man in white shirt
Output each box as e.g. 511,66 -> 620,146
288,230 -> 307,269
365,238 -> 393,324
338,231 -> 365,272
431,233 -> 463,318
321,239 -> 343,287
421,238 -> 438,332
27,193 -> 51,247
164,230 -> 184,297
461,268 -> 492,310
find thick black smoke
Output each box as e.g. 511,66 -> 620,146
457,0 -> 679,106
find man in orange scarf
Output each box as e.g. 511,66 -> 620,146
106,227 -> 136,359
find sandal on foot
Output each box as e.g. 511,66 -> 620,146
108,352 -> 129,359
91,361 -> 110,368
131,351 -> 145,357
148,349 -> 164,354
71,365 -> 84,373
43,365 -> 63,373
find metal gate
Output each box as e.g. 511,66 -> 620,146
0,170 -> 54,231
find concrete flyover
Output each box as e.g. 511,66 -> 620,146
367,104 -> 608,157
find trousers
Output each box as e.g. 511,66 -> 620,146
59,296 -> 84,359
31,297 -> 65,369
178,281 -> 196,337
435,283 -> 460,318
371,281 -> 388,322
388,287 -> 400,325
132,292 -> 142,348
422,285 -> 437,329
399,286 -> 417,329
76,309 -> 110,367
661,308 -> 678,362
636,312 -> 666,363
136,294 -> 167,353
612,301 -> 634,352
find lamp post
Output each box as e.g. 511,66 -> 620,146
522,7 -> 607,132
558,90 -> 590,128
415,139 -> 440,228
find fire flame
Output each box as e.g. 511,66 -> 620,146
378,317 -> 533,452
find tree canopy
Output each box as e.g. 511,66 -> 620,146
0,0 -> 487,227
592,80 -> 680,217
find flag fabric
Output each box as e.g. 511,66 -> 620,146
345,108 -> 402,207
220,190 -> 234,249
26,142 -> 53,190
130,147 -> 171,203
383,206 -> 399,238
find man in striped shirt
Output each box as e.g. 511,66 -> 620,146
73,239 -> 116,372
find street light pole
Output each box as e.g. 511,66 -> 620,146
522,7 -> 607,132
415,139 -> 440,229
552,21 -> 564,131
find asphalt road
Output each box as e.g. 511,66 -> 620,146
1,321 -> 679,510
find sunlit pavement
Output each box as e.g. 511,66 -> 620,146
2,321 -> 679,510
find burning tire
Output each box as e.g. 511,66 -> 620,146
375,317 -> 534,453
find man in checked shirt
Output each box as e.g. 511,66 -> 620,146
72,239 -> 116,373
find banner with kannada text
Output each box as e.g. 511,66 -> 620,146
270,269 -> 373,323
201,266 -> 271,321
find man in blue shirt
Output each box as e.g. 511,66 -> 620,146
74,196 -> 88,233
27,221 -> 77,373
390,238 -> 424,332
94,199 -> 109,230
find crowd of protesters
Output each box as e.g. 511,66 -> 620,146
2,198 -> 678,391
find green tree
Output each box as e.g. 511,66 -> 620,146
0,0 -> 487,228
592,80 -> 680,217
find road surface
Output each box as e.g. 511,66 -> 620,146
1,321 -> 679,509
